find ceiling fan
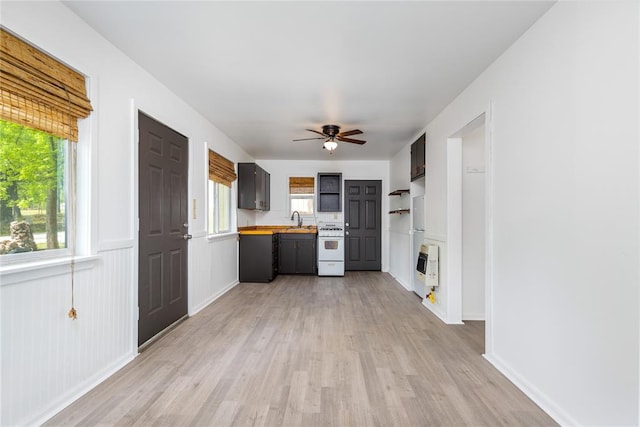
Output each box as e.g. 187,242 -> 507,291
293,124 -> 366,153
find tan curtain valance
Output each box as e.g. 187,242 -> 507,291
289,177 -> 314,194
208,150 -> 236,187
0,28 -> 93,141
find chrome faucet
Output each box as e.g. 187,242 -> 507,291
291,210 -> 303,227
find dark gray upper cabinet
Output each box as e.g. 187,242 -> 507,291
317,172 -> 342,212
410,134 -> 425,181
238,162 -> 270,210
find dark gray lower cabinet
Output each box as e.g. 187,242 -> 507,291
279,234 -> 317,274
239,234 -> 278,282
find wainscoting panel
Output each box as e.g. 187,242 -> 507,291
0,247 -> 135,426
190,234 -> 239,315
388,229 -> 411,290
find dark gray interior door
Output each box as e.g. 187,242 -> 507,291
344,180 -> 382,271
138,112 -> 189,347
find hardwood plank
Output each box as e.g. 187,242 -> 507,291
46,272 -> 556,426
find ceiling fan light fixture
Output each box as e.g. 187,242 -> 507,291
323,139 -> 338,152
293,125 -> 365,152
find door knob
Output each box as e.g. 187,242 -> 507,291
183,234 -> 193,240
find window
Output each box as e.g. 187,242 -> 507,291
208,149 -> 236,234
208,181 -> 231,234
289,177 -> 314,215
0,120 -> 69,256
0,29 -> 91,260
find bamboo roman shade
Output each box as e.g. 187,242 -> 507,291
0,28 -> 92,141
208,150 -> 237,187
289,177 -> 315,194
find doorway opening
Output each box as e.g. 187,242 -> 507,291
462,124 -> 486,321
446,109 -> 493,355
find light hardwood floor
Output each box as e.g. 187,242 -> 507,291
47,272 -> 556,426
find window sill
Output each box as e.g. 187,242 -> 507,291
207,231 -> 239,243
0,255 -> 99,287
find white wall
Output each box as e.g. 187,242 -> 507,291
255,159 -> 391,272
0,2 -> 253,425
461,125 -> 485,320
421,1 -> 638,425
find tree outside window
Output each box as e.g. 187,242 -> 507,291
0,120 -> 67,255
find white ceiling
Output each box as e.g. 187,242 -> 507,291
64,1 -> 554,161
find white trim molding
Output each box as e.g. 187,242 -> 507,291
189,279 -> 239,316
0,255 -> 99,286
97,239 -> 134,252
484,353 -> 576,426
28,352 -> 136,427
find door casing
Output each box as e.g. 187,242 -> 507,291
445,104 -> 494,356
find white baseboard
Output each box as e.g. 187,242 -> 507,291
421,299 -> 464,325
483,352 -> 577,426
28,281 -> 239,425
190,279 -> 239,316
462,313 -> 486,321
421,299 -> 448,323
29,352 -> 137,426
389,272 -> 411,291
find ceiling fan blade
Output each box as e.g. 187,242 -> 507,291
306,129 -> 327,137
293,137 -> 325,141
338,129 -> 363,137
337,136 -> 366,145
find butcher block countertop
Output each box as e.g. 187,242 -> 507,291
238,225 -> 317,235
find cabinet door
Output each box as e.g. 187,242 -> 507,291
411,134 -> 425,181
255,165 -> 265,210
279,234 -> 317,274
239,235 -> 273,282
411,140 -> 418,179
264,171 -> 270,211
278,238 -> 297,274
237,163 -> 257,209
416,135 -> 425,177
296,239 -> 317,274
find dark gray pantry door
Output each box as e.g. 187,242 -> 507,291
344,180 -> 382,271
138,112 -> 189,347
